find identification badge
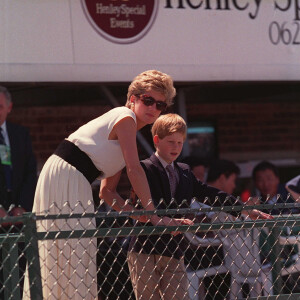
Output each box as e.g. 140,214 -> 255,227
0,145 -> 12,166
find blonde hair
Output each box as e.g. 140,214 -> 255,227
151,113 -> 187,140
126,70 -> 176,108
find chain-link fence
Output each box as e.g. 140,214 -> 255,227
1,200 -> 300,300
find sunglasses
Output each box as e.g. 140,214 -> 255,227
137,94 -> 167,112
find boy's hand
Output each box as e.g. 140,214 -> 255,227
164,217 -> 193,236
149,216 -> 193,235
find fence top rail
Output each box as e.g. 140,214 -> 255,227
0,203 -> 300,224
34,217 -> 300,240
6,202 -> 297,221
0,214 -> 300,240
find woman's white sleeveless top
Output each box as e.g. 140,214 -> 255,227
67,106 -> 136,179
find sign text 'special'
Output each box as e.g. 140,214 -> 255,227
165,0 -> 300,21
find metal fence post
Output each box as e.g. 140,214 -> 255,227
268,226 -> 284,295
23,213 -> 43,300
2,235 -> 21,300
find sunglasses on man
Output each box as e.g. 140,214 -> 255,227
136,94 -> 167,112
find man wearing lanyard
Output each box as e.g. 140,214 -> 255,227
0,118 -> 13,207
0,86 -> 37,213
0,86 -> 37,297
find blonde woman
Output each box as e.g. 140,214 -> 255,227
23,70 -> 192,300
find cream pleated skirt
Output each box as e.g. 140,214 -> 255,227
23,154 -> 98,300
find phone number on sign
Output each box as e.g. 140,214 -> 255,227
269,21 -> 300,45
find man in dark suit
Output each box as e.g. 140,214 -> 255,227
0,86 -> 37,297
127,114 -> 271,300
0,86 -> 37,213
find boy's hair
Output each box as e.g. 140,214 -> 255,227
252,160 -> 279,180
0,86 -> 12,104
151,113 -> 187,140
206,159 -> 240,183
126,70 -> 176,108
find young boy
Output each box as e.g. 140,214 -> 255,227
127,114 -> 272,300
127,114 -> 246,300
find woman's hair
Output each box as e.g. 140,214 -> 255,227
126,70 -> 176,107
151,113 -> 187,140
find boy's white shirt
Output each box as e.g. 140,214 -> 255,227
154,151 -> 174,168
154,152 -> 176,181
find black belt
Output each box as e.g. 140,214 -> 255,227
54,140 -> 102,184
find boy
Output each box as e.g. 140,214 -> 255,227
127,114 -> 270,300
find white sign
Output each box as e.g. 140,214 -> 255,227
0,0 -> 299,81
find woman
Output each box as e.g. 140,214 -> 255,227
23,70 -> 192,300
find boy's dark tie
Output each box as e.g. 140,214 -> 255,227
166,165 -> 177,197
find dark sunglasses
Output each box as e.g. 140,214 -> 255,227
137,94 -> 167,112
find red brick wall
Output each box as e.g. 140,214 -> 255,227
187,101 -> 300,157
8,100 -> 300,172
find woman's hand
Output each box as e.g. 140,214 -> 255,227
246,209 -> 273,220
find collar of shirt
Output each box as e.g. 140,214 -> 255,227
0,122 -> 10,146
154,152 -> 179,182
154,152 -> 175,169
